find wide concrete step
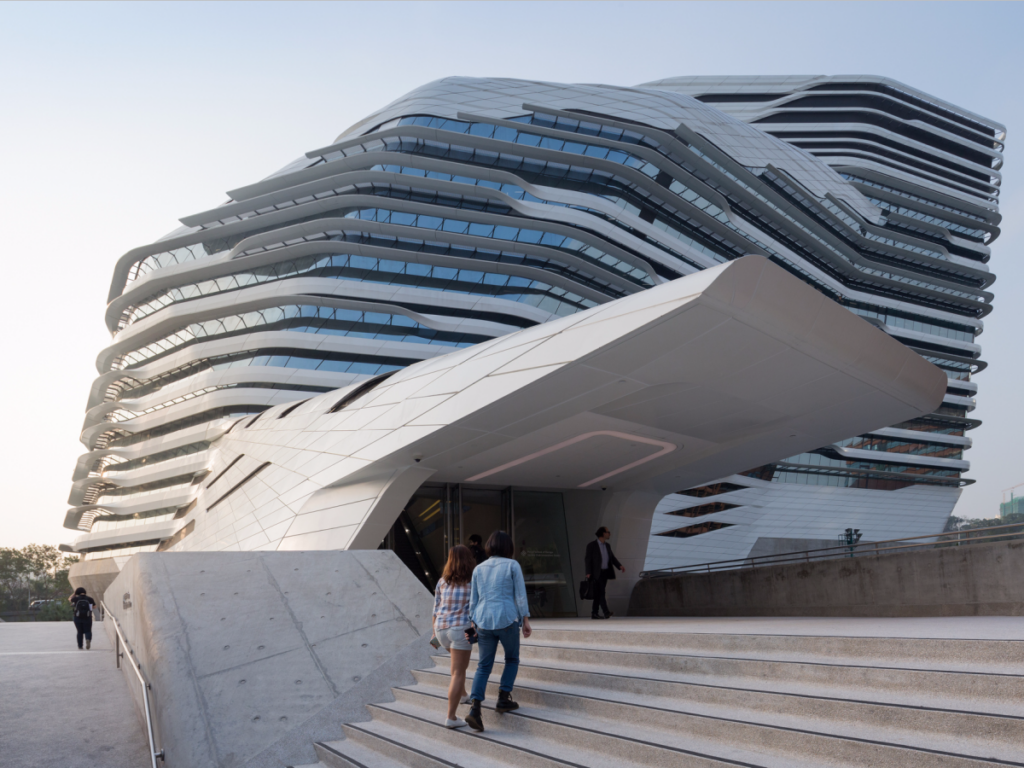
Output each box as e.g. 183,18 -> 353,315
417,661 -> 1024,761
353,700 -> 591,767
392,683 -> 1017,768
296,623 -> 1024,768
527,629 -> 1024,673
366,693 -> 828,768
454,650 -> 1024,718
410,668 -> 1023,766
314,733 -> 447,768
515,641 -> 1024,709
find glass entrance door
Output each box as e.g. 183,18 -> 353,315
512,491 -> 578,617
458,487 -> 504,555
382,484 -> 579,617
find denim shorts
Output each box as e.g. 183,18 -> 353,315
436,624 -> 472,651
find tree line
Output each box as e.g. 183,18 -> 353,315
943,511 -> 1024,542
0,544 -> 78,619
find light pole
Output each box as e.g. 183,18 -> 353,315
840,528 -> 862,557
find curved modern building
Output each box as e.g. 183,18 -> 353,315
65,75 -> 1004,584
637,75 -> 1002,567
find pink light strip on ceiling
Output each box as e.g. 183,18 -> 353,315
465,430 -> 677,488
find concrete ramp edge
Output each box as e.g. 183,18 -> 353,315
102,550 -> 435,768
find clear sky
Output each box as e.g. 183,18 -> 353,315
0,1 -> 1020,549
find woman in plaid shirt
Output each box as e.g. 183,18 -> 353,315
432,544 -> 476,728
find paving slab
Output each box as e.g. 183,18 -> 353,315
0,622 -> 150,768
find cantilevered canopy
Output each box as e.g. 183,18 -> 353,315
164,255 -> 945,560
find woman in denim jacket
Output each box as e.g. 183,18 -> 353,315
463,530 -> 532,732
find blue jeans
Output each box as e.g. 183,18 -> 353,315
470,622 -> 520,702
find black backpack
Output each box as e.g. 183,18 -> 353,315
74,597 -> 92,619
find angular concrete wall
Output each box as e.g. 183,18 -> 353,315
630,540 -> 1024,617
102,550 -> 434,768
69,556 -> 122,598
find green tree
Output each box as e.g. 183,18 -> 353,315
943,512 -> 1024,544
0,545 -> 79,614
21,543 -> 62,574
0,547 -> 31,612
39,600 -> 74,621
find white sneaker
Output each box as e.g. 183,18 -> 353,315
461,695 -> 473,705
445,717 -> 468,729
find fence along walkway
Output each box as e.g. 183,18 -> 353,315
640,521 -> 1024,578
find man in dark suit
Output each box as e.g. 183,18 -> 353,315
584,526 -> 625,619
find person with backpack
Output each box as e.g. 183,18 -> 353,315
69,587 -> 96,650
463,530 -> 532,732
432,544 -> 477,729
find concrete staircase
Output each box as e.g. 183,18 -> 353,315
293,624 -> 1024,768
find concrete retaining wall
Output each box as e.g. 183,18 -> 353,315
629,539 -> 1024,617
102,550 -> 435,768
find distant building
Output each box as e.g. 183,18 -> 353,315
1001,494 -> 1024,519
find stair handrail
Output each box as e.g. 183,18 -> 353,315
101,600 -> 165,767
640,520 -> 1024,578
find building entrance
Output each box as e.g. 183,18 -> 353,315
381,484 -> 578,617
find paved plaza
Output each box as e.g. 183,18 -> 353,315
0,621 -> 150,768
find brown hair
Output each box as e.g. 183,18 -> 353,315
441,544 -> 475,586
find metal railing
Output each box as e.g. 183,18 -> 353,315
640,521 -> 1024,579
102,601 -> 165,767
